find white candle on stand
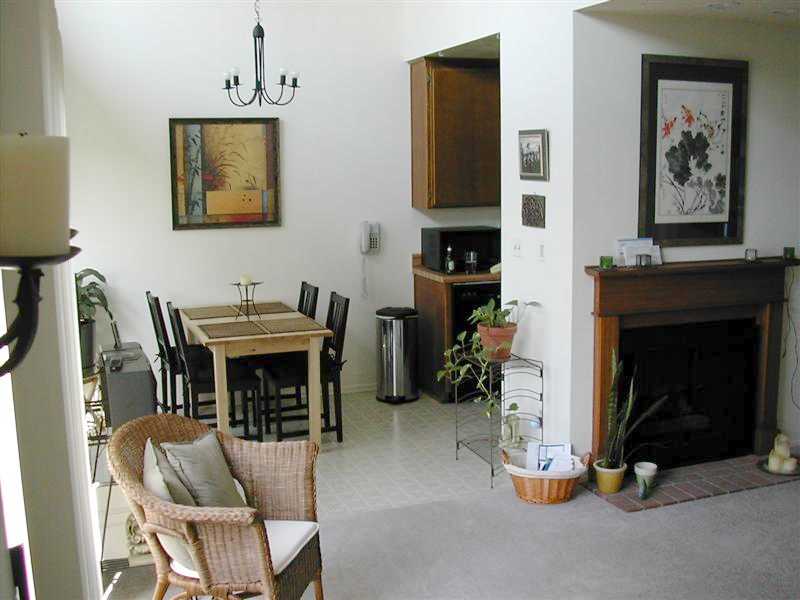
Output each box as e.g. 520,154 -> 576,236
240,274 -> 253,286
0,134 -> 70,257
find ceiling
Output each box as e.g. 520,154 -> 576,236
584,0 -> 800,26
425,34 -> 500,60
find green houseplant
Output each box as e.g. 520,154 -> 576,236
468,298 -> 538,360
437,330 -> 516,417
594,352 -> 668,494
75,268 -> 113,372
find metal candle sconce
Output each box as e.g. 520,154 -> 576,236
232,280 -> 263,320
0,237 -> 81,377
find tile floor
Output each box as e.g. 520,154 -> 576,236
312,391 -> 510,518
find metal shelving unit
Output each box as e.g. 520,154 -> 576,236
455,353 -> 544,487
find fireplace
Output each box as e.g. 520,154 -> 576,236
585,257 -> 796,467
620,319 -> 758,469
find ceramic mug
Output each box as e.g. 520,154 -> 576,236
634,462 -> 658,500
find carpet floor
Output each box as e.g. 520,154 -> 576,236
105,478 -> 800,600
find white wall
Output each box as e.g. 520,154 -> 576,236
399,1 -> 584,443
0,0 -> 101,597
572,12 -> 800,450
56,0 -> 500,396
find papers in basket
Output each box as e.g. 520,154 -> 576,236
525,442 -> 574,471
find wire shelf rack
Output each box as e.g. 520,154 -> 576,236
455,353 -> 544,487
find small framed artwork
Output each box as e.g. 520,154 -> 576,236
169,118 -> 280,230
521,194 -> 545,228
638,55 -> 748,246
519,129 -> 549,181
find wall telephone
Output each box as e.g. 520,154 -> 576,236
360,221 -> 381,254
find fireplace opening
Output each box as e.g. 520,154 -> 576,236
620,319 -> 758,470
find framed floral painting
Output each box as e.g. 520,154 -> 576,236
638,55 -> 748,246
169,118 -> 280,230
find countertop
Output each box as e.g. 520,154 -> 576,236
412,254 -> 500,284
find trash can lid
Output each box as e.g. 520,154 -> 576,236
376,306 -> 418,319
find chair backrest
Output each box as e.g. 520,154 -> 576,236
165,301 -> 193,382
146,291 -> 179,372
298,281 -> 319,318
323,292 -> 349,365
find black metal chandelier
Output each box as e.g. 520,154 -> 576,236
223,0 -> 299,107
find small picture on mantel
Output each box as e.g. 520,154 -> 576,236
519,129 -> 549,181
522,194 -> 545,228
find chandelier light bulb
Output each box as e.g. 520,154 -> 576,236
231,67 -> 240,77
279,67 -> 288,76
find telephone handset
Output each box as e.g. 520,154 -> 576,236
360,221 -> 381,254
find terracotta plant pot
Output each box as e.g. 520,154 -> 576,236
593,460 -> 627,494
477,323 -> 517,360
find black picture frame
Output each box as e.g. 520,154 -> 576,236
519,129 -> 549,181
638,55 -> 748,247
169,117 -> 280,231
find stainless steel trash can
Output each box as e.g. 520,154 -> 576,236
376,307 -> 419,403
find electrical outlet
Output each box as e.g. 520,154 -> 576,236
512,239 -> 522,258
538,244 -> 545,262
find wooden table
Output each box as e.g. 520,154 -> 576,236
180,303 -> 332,445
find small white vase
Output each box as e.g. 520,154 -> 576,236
634,462 -> 658,499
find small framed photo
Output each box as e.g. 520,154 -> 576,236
519,129 -> 549,181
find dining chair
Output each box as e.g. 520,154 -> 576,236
298,281 -> 319,319
106,413 -> 324,600
145,291 -> 183,414
166,302 -> 263,441
262,292 -> 349,443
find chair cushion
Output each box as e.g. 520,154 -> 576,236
170,520 -> 319,578
161,431 -> 247,508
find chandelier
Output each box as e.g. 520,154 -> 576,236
223,0 -> 299,107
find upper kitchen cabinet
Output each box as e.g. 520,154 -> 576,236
410,57 -> 500,209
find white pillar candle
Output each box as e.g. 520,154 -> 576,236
0,134 -> 70,257
239,274 -> 252,286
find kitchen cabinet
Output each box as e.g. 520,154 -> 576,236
410,57 -> 500,209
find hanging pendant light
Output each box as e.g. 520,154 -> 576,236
222,0 -> 299,107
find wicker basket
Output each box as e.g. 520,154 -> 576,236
501,450 -> 590,505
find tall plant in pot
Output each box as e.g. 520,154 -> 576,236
468,299 -> 538,360
75,268 -> 113,373
595,352 -> 668,494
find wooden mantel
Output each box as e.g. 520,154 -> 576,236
585,257 -> 798,461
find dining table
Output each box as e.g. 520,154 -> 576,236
179,302 -> 333,445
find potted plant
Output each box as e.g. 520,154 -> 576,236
468,298 -> 538,360
75,268 -> 113,373
437,330 -> 515,417
594,352 -> 668,494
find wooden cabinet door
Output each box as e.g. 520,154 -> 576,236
429,60 -> 500,208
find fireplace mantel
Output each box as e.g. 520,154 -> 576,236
585,257 -> 798,461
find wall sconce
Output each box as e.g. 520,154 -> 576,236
0,134 -> 80,377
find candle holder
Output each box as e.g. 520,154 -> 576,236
0,245 -> 81,376
636,254 -> 653,267
231,281 -> 263,320
599,256 -> 614,270
745,248 -> 758,262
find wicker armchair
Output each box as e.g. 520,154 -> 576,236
107,413 -> 323,600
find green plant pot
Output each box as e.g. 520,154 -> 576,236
79,319 -> 96,373
594,460 -> 626,494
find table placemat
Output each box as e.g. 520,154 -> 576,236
200,321 -> 266,339
240,302 -> 294,315
261,317 -> 326,334
183,305 -> 239,320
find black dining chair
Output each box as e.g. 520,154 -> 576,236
298,281 -> 319,319
165,302 -> 263,441
145,291 -> 182,414
261,292 -> 349,443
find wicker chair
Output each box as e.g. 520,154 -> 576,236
107,413 -> 323,600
